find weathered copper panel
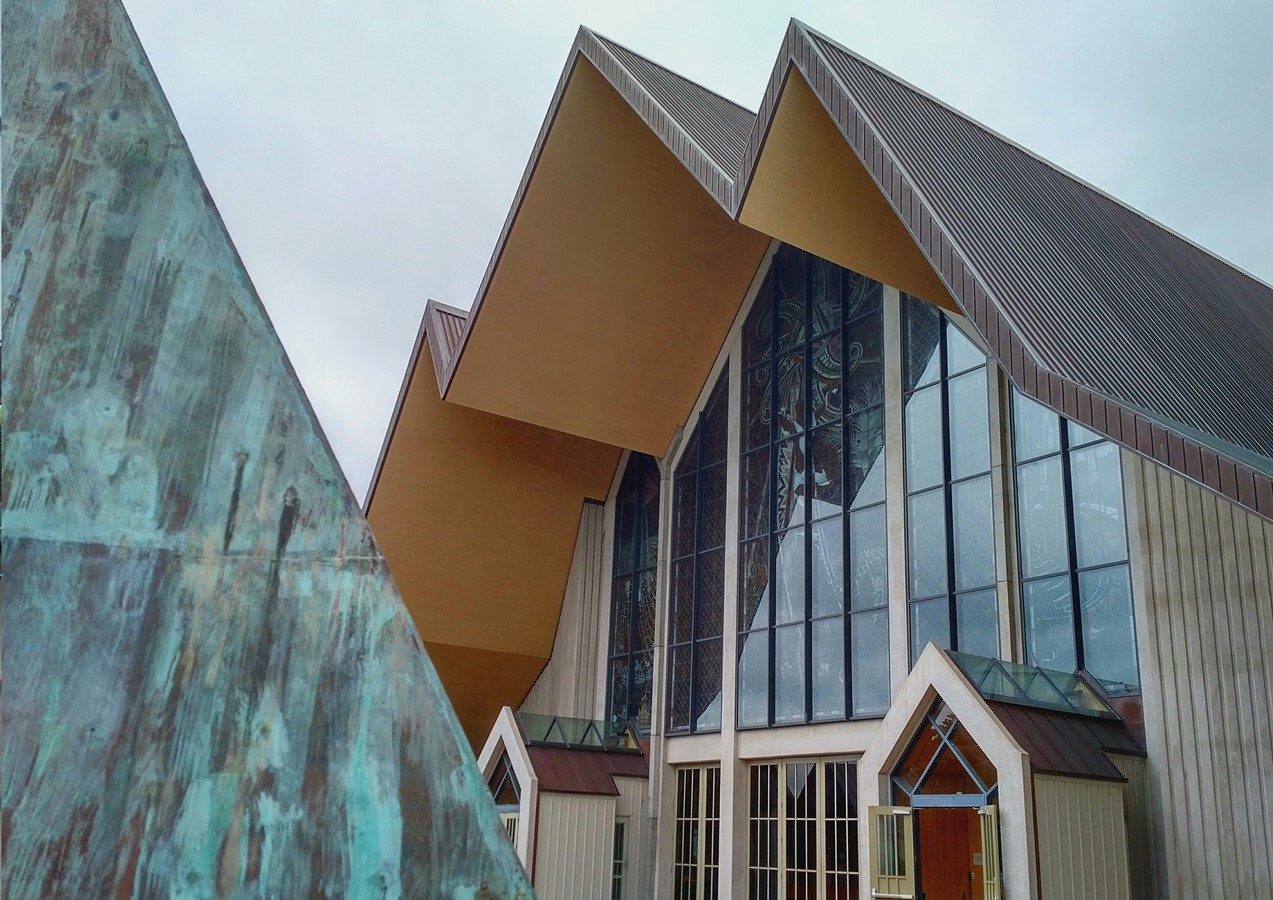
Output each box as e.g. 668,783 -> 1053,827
1,1 -> 532,896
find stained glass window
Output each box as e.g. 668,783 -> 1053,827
608,453 -> 661,734
1011,392 -> 1139,692
902,295 -> 1000,664
667,369 -> 730,734
738,245 -> 889,727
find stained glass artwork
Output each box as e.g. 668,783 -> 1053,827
698,550 -> 726,639
777,437 -> 806,531
638,570 -> 658,649
672,560 -> 695,645
810,257 -> 843,336
674,473 -> 698,558
612,577 -> 631,655
745,364 -> 773,451
740,538 -> 770,631
608,454 -> 661,732
745,270 -> 774,367
904,295 -> 941,391
844,314 -> 884,414
846,408 -> 885,509
810,424 -> 843,507
849,506 -> 888,611
810,332 -> 843,426
811,517 -> 845,618
704,377 -> 730,466
702,465 -> 729,550
776,245 -> 807,354
743,450 -> 772,539
812,618 -> 846,719
844,269 -> 882,322
776,349 -> 806,437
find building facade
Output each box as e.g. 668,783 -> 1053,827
366,21 -> 1273,900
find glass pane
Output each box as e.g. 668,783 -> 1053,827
849,505 -> 888,610
742,449 -> 771,539
952,475 -> 996,590
905,294 -> 942,391
743,364 -> 772,452
695,639 -> 723,731
847,407 -> 886,509
896,718 -> 943,791
810,331 -> 843,426
810,257 -> 842,335
844,314 -> 884,414
1023,575 -> 1077,672
632,650 -> 654,732
811,517 -> 845,618
911,597 -> 951,663
956,588 -> 1000,659
668,645 -> 692,731
609,657 -> 629,727
945,320 -> 986,375
701,464 -> 728,551
1079,564 -> 1139,689
739,538 -> 770,632
917,745 -> 981,795
697,549 -> 725,639
674,473 -> 697,558
1013,391 -> 1060,461
904,385 -> 943,491
776,437 -> 805,531
614,478 -> 638,576
949,722 -> 997,791
775,245 -> 806,354
810,423 -> 843,509
611,575 -> 632,655
1068,419 -> 1103,448
774,528 -> 805,625
671,560 -> 695,644
948,367 -> 991,480
844,269 -> 882,322
812,617 -> 847,720
1070,442 -> 1129,568
704,375 -> 729,465
1016,456 -> 1069,578
637,570 -> 658,649
907,488 -> 948,600
774,624 -> 806,723
737,629 -> 770,727
776,349 -> 805,437
851,608 -> 890,716
743,271 -> 773,367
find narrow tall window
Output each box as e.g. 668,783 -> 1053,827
738,245 -> 889,727
674,766 -> 722,900
608,454 -> 661,733
667,370 -> 729,734
611,819 -> 628,900
902,295 -> 999,663
1012,391 -> 1139,691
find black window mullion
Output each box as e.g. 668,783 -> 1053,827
690,418 -> 704,731
1058,426 -> 1085,672
842,278 -> 853,718
803,253 -> 814,724
767,260 -> 778,728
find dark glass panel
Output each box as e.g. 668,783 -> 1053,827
907,488 -> 948,600
776,349 -> 806,437
896,719 -> 943,792
844,314 -> 884,414
810,331 -> 843,426
846,406 -> 886,509
810,257 -> 843,335
1070,442 -> 1129,568
609,657 -> 629,726
695,638 -> 723,731
668,645 -> 692,732
637,570 -> 658,650
904,385 -> 943,491
948,367 -> 991,480
1023,575 -> 1077,672
739,537 -> 770,632
744,364 -> 773,452
701,463 -> 728,551
774,528 -> 806,625
742,449 -> 771,539
639,455 -> 662,564
774,623 -> 807,723
775,244 -> 807,354
674,473 -> 697,558
632,650 -> 654,732
737,629 -> 770,727
704,381 -> 730,466
944,320 -> 985,375
697,549 -> 725,639
812,617 -> 847,720
910,597 -> 951,663
952,475 -> 996,590
948,723 -> 997,791
744,270 -> 774,368
1016,456 -> 1068,578
671,560 -> 695,645
810,423 -> 843,509
851,608 -> 890,716
611,575 -> 632,655
849,505 -> 888,611
811,516 -> 845,618
904,294 -> 941,391
844,269 -> 882,322
955,588 -> 1000,659
1079,563 -> 1139,688
1012,392 -> 1060,461
917,745 -> 981,795
776,436 -> 806,531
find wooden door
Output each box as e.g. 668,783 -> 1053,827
916,808 -> 981,900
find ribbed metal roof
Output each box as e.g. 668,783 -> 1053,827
592,34 -> 756,177
806,30 -> 1273,470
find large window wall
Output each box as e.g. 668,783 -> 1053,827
667,370 -> 730,734
736,245 -> 890,727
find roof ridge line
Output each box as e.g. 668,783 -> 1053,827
798,21 -> 1273,293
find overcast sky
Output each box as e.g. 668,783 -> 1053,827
123,0 -> 1273,499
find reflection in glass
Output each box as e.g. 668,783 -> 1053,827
849,506 -> 888,610
955,589 -> 1000,659
907,490 -> 947,600
904,386 -> 943,491
774,528 -> 805,625
945,321 -> 985,375
852,608 -> 890,716
1070,442 -> 1129,568
1023,575 -> 1076,672
948,368 -> 990,479
1079,564 -> 1138,688
774,625 -> 806,723
1016,457 -> 1068,578
847,408 -> 886,508
952,476 -> 995,590
738,629 -> 769,727
1013,392 -> 1060,461
910,597 -> 951,663
812,618 -> 847,720
811,518 -> 845,618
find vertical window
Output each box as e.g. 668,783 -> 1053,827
738,245 -> 889,727
612,819 -> 628,900
487,751 -> 520,846
902,295 -> 999,663
1012,391 -> 1139,691
668,370 -> 729,734
608,454 -> 661,733
747,758 -> 859,899
674,766 -> 722,900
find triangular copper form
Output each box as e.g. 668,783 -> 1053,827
1,2 -> 532,896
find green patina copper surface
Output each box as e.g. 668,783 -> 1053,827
1,2 -> 533,896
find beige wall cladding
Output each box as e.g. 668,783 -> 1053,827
521,502 -> 607,718
1034,775 -> 1132,900
534,792 -> 616,900
1111,754 -> 1158,900
1125,452 -> 1273,898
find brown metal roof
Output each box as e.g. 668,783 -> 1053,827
988,701 -> 1144,782
526,746 -> 648,796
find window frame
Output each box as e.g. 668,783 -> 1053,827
673,765 -> 722,900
